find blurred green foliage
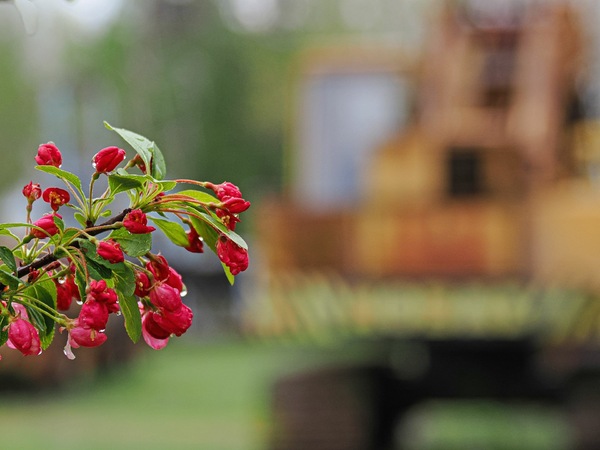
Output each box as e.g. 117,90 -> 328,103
65,1 -> 304,200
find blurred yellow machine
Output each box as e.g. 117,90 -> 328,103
258,1 -> 600,289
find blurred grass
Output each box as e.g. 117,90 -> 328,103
0,339 -> 373,450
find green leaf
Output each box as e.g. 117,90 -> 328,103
74,212 -> 87,228
0,246 -> 17,273
0,229 -> 20,242
111,262 -> 136,297
111,263 -> 141,343
190,217 -> 235,286
177,189 -> 219,205
156,180 -> 177,191
190,216 -> 218,252
0,268 -> 21,289
151,142 -> 167,181
35,165 -> 83,195
75,239 -> 112,279
194,209 -> 248,250
104,122 -> 166,180
109,227 -> 152,257
0,222 -> 38,231
86,258 -> 113,280
0,314 -> 8,347
73,261 -> 87,300
149,217 -> 189,247
59,228 -> 80,245
53,214 -> 65,233
108,174 -> 144,195
23,279 -> 57,350
221,263 -> 235,286
120,292 -> 142,343
113,169 -> 176,192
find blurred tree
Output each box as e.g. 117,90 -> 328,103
0,39 -> 38,190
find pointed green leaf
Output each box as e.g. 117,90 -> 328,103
23,278 -> 57,349
111,262 -> 140,342
120,292 -> 141,343
53,214 -> 64,233
151,142 -> 167,180
221,262 -> 235,286
86,258 -> 113,280
35,165 -> 83,195
74,212 -> 87,227
177,189 -> 219,204
0,246 -> 17,273
190,217 -> 235,285
77,239 -> 116,270
0,229 -> 20,242
111,262 -> 136,297
190,216 -> 218,251
149,217 -> 189,247
109,227 -> 152,257
0,268 -> 21,289
108,174 -> 144,195
0,314 -> 8,347
0,222 -> 38,231
59,228 -> 80,245
105,122 -> 164,179
194,209 -> 248,250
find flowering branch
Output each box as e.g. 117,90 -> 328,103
0,123 -> 250,360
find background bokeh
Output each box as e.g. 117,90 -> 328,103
4,1 -> 600,449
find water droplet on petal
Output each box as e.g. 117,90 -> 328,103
180,285 -> 188,298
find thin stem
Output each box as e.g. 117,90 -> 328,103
16,294 -> 67,325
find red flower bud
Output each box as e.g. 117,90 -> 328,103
149,283 -> 182,312
8,317 -> 41,356
221,197 -> 251,214
216,210 -> 240,231
93,146 -> 126,173
31,213 -> 61,239
134,271 -> 152,297
55,276 -> 78,311
78,299 -> 109,330
69,325 -> 107,348
141,311 -> 170,350
35,142 -> 62,167
22,181 -> 41,203
123,209 -> 156,234
209,181 -> 243,202
42,187 -> 70,211
184,227 -> 204,253
216,236 -> 249,276
87,279 -> 119,313
146,255 -> 171,282
152,303 -> 193,337
97,239 -> 124,264
166,267 -> 183,292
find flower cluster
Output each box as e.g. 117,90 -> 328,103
0,123 -> 250,360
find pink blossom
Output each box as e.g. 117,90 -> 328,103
8,317 -> 41,356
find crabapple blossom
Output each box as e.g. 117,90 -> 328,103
31,213 -> 61,238
217,236 -> 249,275
97,239 -> 125,264
93,146 -> 126,173
123,209 -> 156,234
35,142 -> 62,167
42,187 -> 70,211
